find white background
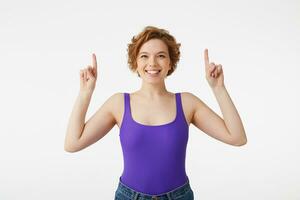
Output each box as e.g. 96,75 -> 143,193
1,0 -> 299,199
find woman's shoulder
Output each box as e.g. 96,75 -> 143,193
177,92 -> 201,125
101,92 -> 124,111
180,91 -> 198,101
180,91 -> 204,109
180,91 -> 208,116
103,92 -> 124,120
108,92 -> 125,103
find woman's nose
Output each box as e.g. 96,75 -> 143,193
148,57 -> 157,66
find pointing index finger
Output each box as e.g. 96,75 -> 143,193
204,48 -> 209,67
92,53 -> 97,70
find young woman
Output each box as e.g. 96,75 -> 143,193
64,26 -> 247,200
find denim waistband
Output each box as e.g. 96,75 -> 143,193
116,177 -> 192,200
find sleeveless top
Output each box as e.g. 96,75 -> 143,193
119,92 -> 190,195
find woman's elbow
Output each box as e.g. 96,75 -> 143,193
64,142 -> 79,153
233,138 -> 247,146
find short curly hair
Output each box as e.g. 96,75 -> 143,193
127,26 -> 181,76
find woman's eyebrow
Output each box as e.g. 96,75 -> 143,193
138,51 -> 168,55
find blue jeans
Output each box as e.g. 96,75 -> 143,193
114,178 -> 194,200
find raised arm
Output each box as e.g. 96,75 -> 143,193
64,54 -> 117,152
189,49 -> 247,146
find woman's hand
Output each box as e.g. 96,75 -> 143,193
79,53 -> 98,94
204,49 -> 224,89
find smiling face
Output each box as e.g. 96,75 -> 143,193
136,39 -> 171,82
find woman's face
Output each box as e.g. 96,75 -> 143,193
136,39 -> 171,82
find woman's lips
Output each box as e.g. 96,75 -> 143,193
145,69 -> 161,76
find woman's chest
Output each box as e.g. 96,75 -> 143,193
115,93 -> 194,128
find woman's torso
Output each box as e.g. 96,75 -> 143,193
111,92 -> 195,195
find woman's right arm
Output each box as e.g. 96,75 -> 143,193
64,91 -> 118,153
64,91 -> 92,152
64,53 -> 117,152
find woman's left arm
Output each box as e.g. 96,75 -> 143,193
211,85 -> 247,145
204,48 -> 247,145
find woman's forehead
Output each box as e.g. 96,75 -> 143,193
139,39 -> 168,53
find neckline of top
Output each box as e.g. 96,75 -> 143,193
127,92 -> 179,127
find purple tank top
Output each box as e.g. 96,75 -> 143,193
119,92 -> 190,195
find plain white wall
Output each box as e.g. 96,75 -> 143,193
1,0 -> 299,199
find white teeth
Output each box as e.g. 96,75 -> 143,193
147,71 -> 159,74
145,70 -> 161,74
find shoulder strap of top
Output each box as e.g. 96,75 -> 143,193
175,93 -> 186,124
123,93 -> 130,120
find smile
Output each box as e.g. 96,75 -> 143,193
145,70 -> 161,75
145,70 -> 161,77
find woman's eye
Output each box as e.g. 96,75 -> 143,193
140,55 -> 165,58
